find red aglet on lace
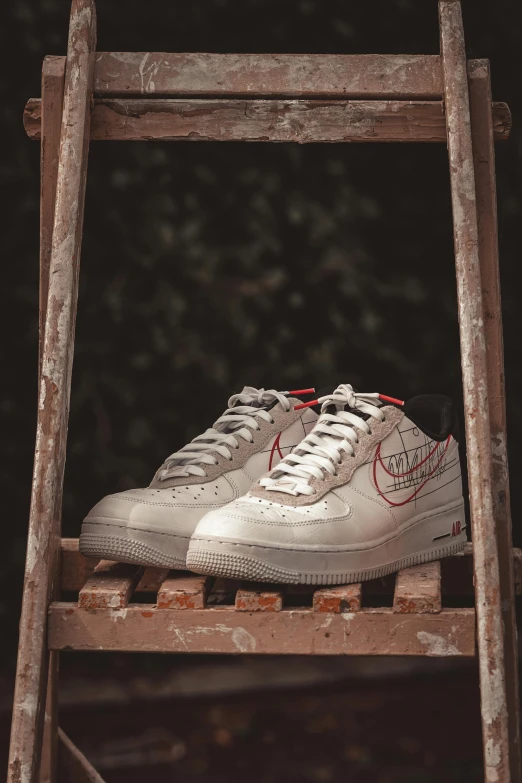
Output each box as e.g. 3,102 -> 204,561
294,399 -> 319,410
286,388 -> 315,396
379,394 -> 404,406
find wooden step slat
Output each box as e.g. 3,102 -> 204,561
313,583 -> 362,613
91,53 -> 444,99
157,573 -> 209,609
23,98 -> 512,144
393,562 -> 442,614
235,586 -> 283,612
49,603 -> 475,656
78,561 -> 144,610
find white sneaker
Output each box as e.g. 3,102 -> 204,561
187,384 -> 466,584
79,387 -> 318,568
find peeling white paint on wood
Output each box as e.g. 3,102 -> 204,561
416,631 -> 462,657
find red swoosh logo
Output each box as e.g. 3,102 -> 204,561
373,436 -> 451,507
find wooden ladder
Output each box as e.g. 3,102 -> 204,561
9,1 -> 520,780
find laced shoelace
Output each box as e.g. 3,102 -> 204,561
259,384 -> 395,497
158,387 -> 292,480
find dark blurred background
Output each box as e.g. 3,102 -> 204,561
1,0 -> 521,780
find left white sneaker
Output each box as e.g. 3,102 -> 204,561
80,386 -> 318,569
187,384 -> 467,584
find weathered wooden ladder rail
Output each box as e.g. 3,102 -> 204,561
9,2 -> 520,782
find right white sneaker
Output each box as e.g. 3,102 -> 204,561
79,387 -> 318,568
187,384 -> 467,584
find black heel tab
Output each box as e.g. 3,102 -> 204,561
403,394 -> 459,442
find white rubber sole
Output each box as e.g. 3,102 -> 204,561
186,503 -> 467,585
79,519 -> 189,569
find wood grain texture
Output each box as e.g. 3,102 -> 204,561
93,52 -> 444,98
439,3 -> 510,781
8,2 -> 96,781
393,562 -> 441,614
57,729 -> 106,783
48,603 -> 475,656
37,55 -> 66,783
313,584 -> 362,613
78,561 -> 143,610
157,573 -> 209,609
468,58 -> 521,783
38,57 -> 65,379
23,97 -> 512,143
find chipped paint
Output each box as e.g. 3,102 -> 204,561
9,1 -> 96,780
232,627 -> 257,653
109,608 -> 128,622
92,53 -> 444,98
440,0 -> 510,778
417,631 -> 462,656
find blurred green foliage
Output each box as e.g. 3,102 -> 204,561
1,0 -> 521,669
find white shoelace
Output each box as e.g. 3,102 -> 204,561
259,384 -> 386,497
158,387 -> 291,480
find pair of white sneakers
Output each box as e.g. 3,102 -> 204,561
79,384 -> 467,584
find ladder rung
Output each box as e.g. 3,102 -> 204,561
92,53 -> 443,99
393,562 -> 442,614
24,98 -> 511,144
48,603 -> 475,656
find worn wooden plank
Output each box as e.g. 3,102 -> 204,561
393,562 -> 441,614
235,586 -> 283,612
38,55 -> 66,783
313,583 -> 362,613
48,603 -> 475,656
38,56 -> 65,379
57,729 -> 106,783
92,52 -> 444,98
157,573 -> 209,609
439,3 -> 510,782
469,58 -> 521,783
79,561 -> 143,610
23,97 -> 512,144
8,4 -> 96,780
